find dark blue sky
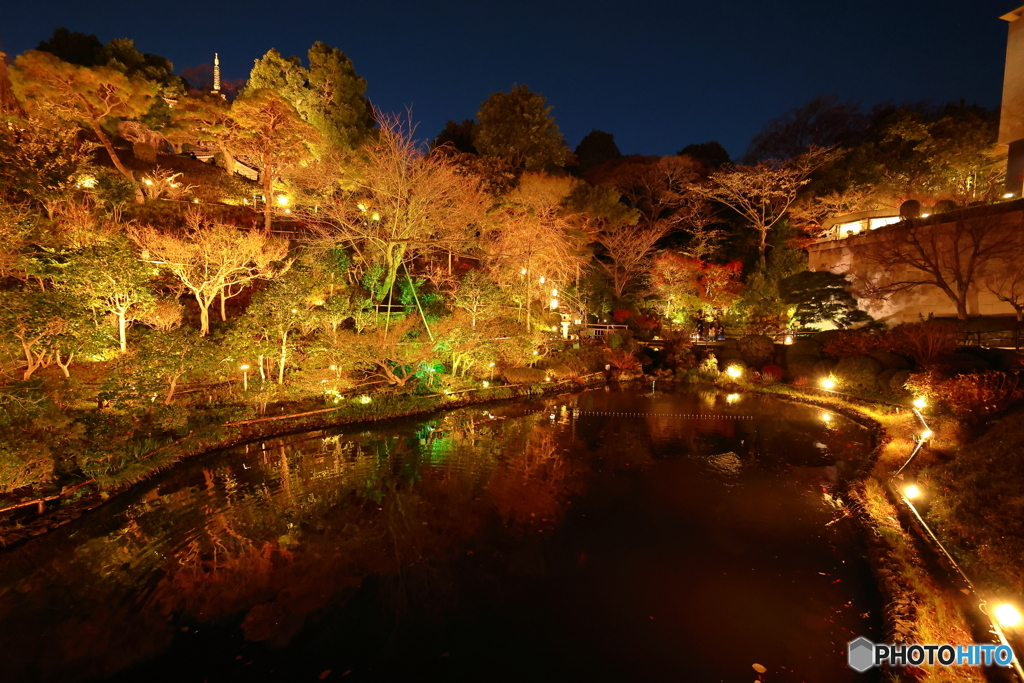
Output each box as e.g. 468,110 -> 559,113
1,0 -> 1019,158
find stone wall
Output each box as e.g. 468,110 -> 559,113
806,204 -> 1024,324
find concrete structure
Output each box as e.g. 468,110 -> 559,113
807,202 -> 1024,323
1001,5 -> 1024,195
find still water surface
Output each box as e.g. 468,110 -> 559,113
0,386 -> 881,682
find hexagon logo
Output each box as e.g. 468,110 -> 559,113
848,637 -> 876,672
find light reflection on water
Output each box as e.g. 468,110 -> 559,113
0,387 -> 879,682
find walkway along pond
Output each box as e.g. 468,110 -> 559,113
0,386 -> 881,682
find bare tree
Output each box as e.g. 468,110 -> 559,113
596,223 -> 668,299
312,115 -> 489,316
862,208 -> 1024,320
677,196 -> 724,260
985,255 -> 1024,321
695,148 -> 836,266
130,212 -> 291,335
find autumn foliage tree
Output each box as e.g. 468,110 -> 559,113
130,213 -> 291,335
649,253 -> 743,322
230,90 -> 319,231
695,148 -> 835,266
10,50 -> 156,203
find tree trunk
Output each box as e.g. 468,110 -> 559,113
92,120 -> 144,204
117,311 -> 127,352
199,302 -> 211,335
164,375 -> 179,405
278,331 -> 288,384
956,296 -> 969,320
261,162 -> 274,232
218,143 -> 237,175
220,287 -> 228,321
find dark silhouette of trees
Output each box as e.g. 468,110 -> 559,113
432,119 -> 477,154
677,141 -> 731,170
574,129 -> 621,175
475,85 -> 569,172
744,95 -> 866,163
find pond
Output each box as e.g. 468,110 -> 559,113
0,386 -> 881,682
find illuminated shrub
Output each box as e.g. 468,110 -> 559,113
887,320 -> 962,366
834,354 -> 883,392
500,367 -> 547,384
760,365 -> 783,383
905,370 -> 1023,418
738,335 -> 774,366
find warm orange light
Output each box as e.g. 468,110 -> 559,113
725,366 -> 742,379
820,377 -> 836,390
994,603 -> 1023,628
904,484 -> 922,499
912,397 -> 927,409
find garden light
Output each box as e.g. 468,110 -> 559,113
277,195 -> 290,207
994,603 -> 1023,629
904,484 -> 922,499
820,377 -> 836,390
784,335 -> 793,345
482,381 -> 489,388
725,366 -> 742,379
921,429 -> 933,440
240,365 -> 250,391
550,298 -> 559,309
358,395 -> 372,404
551,288 -> 558,296
539,276 -> 545,284
726,393 -> 740,404
520,268 -> 527,275
913,397 -> 927,409
1004,192 -> 1016,199
822,412 -> 832,422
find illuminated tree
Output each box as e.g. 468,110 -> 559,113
231,90 -> 319,231
695,148 -> 834,266
163,95 -> 239,173
475,85 -> 570,172
239,268 -> 322,384
332,316 -> 433,387
483,173 -> 588,329
650,253 -> 742,321
60,238 -> 156,352
314,117 -> 488,312
10,50 -> 157,203
0,114 -> 94,205
130,213 -> 291,335
596,223 -> 668,299
245,42 -> 374,152
779,270 -> 872,329
0,290 -> 86,379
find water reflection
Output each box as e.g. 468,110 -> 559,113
0,387 -> 879,682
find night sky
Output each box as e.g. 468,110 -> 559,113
1,0 -> 1020,158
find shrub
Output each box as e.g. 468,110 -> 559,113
888,320 -> 962,366
888,369 -> 913,397
501,367 -> 547,384
786,339 -> 821,365
822,329 -> 888,358
905,370 -> 1023,418
868,350 -> 911,370
761,365 -> 783,382
0,447 -> 55,493
834,354 -> 883,393
738,335 -> 774,366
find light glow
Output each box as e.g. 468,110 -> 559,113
277,195 -> 290,207
822,412 -> 832,422
820,377 -> 836,390
726,393 -> 740,404
912,397 -> 927,409
725,365 -> 742,379
921,429 -> 933,439
904,484 -> 922,500
994,603 -> 1023,628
